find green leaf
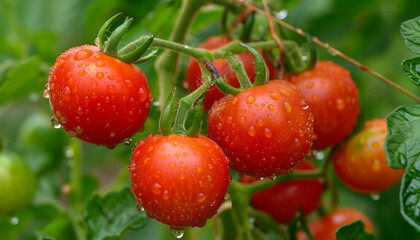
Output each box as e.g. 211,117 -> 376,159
402,57 -> 420,86
385,104 -> 420,231
0,56 -> 46,105
385,104 -> 420,169
336,220 -> 375,240
401,16 -> 420,54
84,188 -> 147,240
36,215 -> 74,240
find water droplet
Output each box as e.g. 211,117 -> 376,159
91,81 -> 98,89
269,174 -> 277,180
152,183 -> 162,195
312,95 -> 318,101
125,79 -> 133,87
248,125 -> 256,136
108,85 -> 116,93
224,192 -> 230,200
170,228 -> 185,239
110,132 -> 116,138
370,194 -> 381,201
43,89 -> 50,98
268,104 -> 275,111
306,82 -> 314,89
197,193 -> 206,202
173,141 -> 179,146
136,202 -> 144,211
63,87 -> 71,101
94,38 -> 100,46
284,101 -> 292,113
373,159 -> 381,171
179,174 -> 185,180
96,72 -> 104,79
10,216 -> 19,225
74,49 -> 94,60
264,128 -> 272,138
95,61 -> 105,67
51,116 -> 62,129
246,95 -> 255,104
196,166 -> 202,172
124,138 -> 132,145
68,131 -> 76,137
257,118 -> 264,127
276,9 -> 288,20
139,87 -> 148,102
336,98 -> 345,110
270,92 -> 281,100
74,126 -> 84,135
183,152 -> 190,157
162,190 -> 169,200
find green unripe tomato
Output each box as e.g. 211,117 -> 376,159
0,152 -> 36,214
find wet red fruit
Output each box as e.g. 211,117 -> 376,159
185,36 -> 277,110
129,134 -> 231,229
241,161 -> 323,224
46,45 -> 152,147
289,61 -> 360,149
207,80 -> 314,178
297,207 -> 374,240
332,119 -> 404,193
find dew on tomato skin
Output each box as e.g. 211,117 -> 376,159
74,126 -> 84,135
312,95 -> 318,101
110,132 -> 116,138
62,87 -> 71,101
138,87 -> 148,102
136,202 -> 145,211
264,128 -> 272,138
284,101 -> 292,113
96,72 -> 104,79
217,123 -> 223,130
67,130 -> 76,138
107,85 -> 116,93
51,116 -> 62,129
78,63 -> 83,68
124,79 -> 133,87
123,138 -> 132,145
197,193 -> 206,203
240,116 -> 247,123
246,95 -> 255,104
247,125 -> 256,136
336,98 -> 345,110
162,190 -> 170,200
268,104 -> 275,111
78,70 -> 85,76
74,48 -> 94,60
152,183 -> 162,195
373,159 -> 381,171
43,89 -> 50,98
270,91 -> 281,100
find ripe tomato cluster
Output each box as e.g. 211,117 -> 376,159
45,30 -> 403,237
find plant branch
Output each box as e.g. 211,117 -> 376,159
237,0 -> 420,102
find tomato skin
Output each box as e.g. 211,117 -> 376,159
297,207 -> 374,240
185,36 -> 277,111
0,152 -> 36,214
47,45 -> 152,147
289,61 -> 360,149
207,80 -> 314,178
129,134 -> 231,229
241,161 -> 323,224
332,119 -> 404,193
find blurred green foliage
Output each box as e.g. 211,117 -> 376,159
0,0 -> 419,239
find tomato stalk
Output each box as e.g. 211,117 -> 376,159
228,180 -> 253,240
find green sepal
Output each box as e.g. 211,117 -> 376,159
96,13 -> 124,52
159,89 -> 178,136
283,34 -> 317,74
288,207 -> 313,240
185,95 -> 204,137
133,48 -> 159,64
104,17 -> 133,58
119,36 -> 154,64
240,43 -> 268,87
203,59 -> 242,95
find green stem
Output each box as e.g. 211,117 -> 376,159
225,53 -> 252,89
172,80 -> 211,134
68,208 -> 86,240
154,0 -> 206,111
228,181 -> 252,240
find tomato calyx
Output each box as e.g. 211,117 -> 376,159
283,33 -> 317,74
96,13 -> 155,64
160,73 -> 211,137
208,43 -> 269,95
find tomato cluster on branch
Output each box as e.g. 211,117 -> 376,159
42,4 -> 407,238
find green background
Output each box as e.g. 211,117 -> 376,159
0,0 -> 419,239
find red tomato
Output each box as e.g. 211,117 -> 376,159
289,61 -> 360,149
185,36 -> 277,111
129,134 -> 231,229
332,119 -> 404,193
241,161 -> 323,224
47,45 -> 152,147
207,80 -> 315,178
297,207 -> 374,240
